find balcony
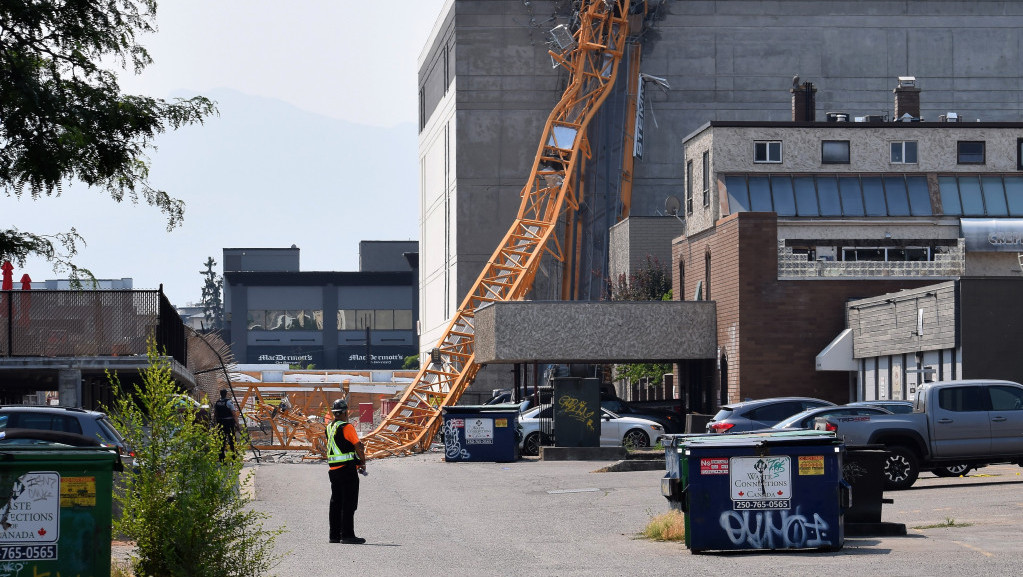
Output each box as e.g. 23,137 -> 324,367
778,239 -> 965,279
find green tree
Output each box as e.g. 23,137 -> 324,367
200,257 -> 225,331
608,256 -> 672,386
107,340 -> 283,576
0,0 -> 216,278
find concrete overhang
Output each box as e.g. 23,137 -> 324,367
474,301 -> 716,364
0,356 -> 196,390
816,329 -> 856,371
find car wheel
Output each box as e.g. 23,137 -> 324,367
883,445 -> 920,490
523,432 -> 543,456
933,463 -> 972,477
622,429 -> 650,450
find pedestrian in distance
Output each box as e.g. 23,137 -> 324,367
326,398 -> 368,544
213,388 -> 238,461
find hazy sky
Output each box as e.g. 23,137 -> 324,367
5,0 -> 447,306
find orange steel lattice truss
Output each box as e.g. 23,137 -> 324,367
362,0 -> 631,459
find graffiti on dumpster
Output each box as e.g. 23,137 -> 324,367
557,395 -> 595,431
718,507 -> 832,549
0,561 -> 25,577
443,419 -> 470,461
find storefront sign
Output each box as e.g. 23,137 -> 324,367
961,218 -> 1023,252
337,346 -> 414,370
247,347 -> 324,367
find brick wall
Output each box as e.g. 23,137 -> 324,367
674,212 -> 933,406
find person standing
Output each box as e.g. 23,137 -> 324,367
326,398 -> 367,544
213,389 -> 238,461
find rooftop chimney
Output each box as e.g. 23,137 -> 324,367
791,80 -> 816,122
894,76 -> 921,121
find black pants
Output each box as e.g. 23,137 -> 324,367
328,465 -> 360,540
218,421 -> 237,460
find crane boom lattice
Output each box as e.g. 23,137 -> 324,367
362,0 -> 631,459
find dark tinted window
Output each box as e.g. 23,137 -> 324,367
957,141 -> 985,164
938,387 -> 987,412
988,386 -> 1023,411
745,401 -> 801,422
6,412 -> 83,435
822,140 -> 850,164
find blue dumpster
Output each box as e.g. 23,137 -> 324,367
441,405 -> 519,462
662,431 -> 848,553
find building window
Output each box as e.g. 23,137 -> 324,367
1017,138 -> 1023,170
702,151 -> 710,207
754,141 -> 782,163
841,247 -> 931,262
338,309 -> 415,331
678,261 -> 685,301
724,174 -> 932,217
938,174 -> 1023,216
252,310 -> 323,331
686,160 -> 694,214
957,141 -> 985,164
821,140 -> 850,164
890,141 -> 918,164
704,252 -> 711,301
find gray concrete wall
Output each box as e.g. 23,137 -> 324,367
474,300 -> 717,364
359,241 -> 418,272
608,217 -> 685,285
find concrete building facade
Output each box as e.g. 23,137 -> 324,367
419,0 -> 1023,398
223,243 -> 418,371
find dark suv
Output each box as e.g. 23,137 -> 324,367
0,406 -> 128,452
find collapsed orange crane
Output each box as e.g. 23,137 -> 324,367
362,0 -> 632,459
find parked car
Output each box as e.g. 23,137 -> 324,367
765,405 -> 892,431
518,405 -> 664,456
600,396 -> 684,434
816,380 -> 1023,489
706,397 -> 836,433
0,406 -> 131,457
846,400 -> 915,414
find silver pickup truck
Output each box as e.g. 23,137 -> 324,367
815,379 -> 1023,489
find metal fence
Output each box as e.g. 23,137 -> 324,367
0,289 -> 186,366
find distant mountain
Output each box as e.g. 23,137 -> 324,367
5,88 -> 420,305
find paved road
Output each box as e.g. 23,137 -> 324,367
249,453 -> 1023,576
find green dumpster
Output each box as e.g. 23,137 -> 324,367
0,445 -> 121,576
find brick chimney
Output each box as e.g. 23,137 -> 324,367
791,81 -> 816,122
894,76 -> 921,121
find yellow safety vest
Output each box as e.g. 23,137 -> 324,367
326,420 -> 357,465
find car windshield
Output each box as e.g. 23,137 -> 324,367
772,410 -> 821,429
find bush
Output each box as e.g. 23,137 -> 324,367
107,340 -> 284,577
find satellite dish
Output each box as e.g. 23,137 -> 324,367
665,195 -> 681,216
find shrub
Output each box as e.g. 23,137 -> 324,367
107,339 -> 284,577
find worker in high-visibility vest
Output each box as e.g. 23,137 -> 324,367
326,398 -> 367,544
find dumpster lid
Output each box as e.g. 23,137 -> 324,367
442,405 -> 521,414
663,430 -> 841,450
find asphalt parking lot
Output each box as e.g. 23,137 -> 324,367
250,454 -> 1023,576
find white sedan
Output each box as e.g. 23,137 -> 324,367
518,405 -> 664,456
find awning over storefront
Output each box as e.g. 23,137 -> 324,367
816,328 -> 856,371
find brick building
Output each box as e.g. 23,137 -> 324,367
673,81 -> 1023,412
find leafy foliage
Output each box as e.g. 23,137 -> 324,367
200,257 -> 224,331
403,354 -> 420,370
107,340 -> 283,577
608,256 -> 672,386
0,0 -> 216,275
